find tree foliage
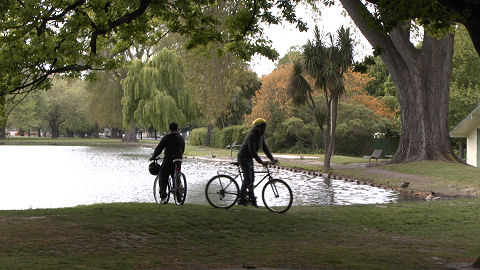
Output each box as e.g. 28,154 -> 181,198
289,25 -> 354,170
86,71 -> 125,131
449,25 -> 480,130
0,0 -> 307,100
245,65 -> 294,128
121,48 -> 192,134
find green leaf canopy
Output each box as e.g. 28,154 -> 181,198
121,48 -> 191,131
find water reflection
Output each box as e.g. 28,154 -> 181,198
0,145 -> 400,210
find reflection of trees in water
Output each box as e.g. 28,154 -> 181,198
323,177 -> 335,205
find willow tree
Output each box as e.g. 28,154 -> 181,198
121,48 -> 192,142
289,26 -> 354,171
87,72 -> 125,138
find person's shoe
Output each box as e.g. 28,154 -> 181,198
160,197 -> 168,204
249,198 -> 259,208
238,198 -> 248,206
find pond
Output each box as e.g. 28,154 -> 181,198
0,145 -> 401,210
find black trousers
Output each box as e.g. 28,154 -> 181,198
238,158 -> 255,200
159,159 -> 181,199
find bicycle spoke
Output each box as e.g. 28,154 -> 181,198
262,179 -> 292,213
205,175 -> 239,209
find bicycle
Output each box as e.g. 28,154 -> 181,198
205,161 -> 293,213
152,157 -> 187,205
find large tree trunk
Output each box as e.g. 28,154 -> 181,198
389,34 -> 459,163
0,97 -> 6,140
122,120 -> 138,142
111,128 -> 122,138
49,118 -> 62,139
0,125 -> 5,139
340,0 -> 461,163
50,122 -> 59,138
204,124 -> 213,146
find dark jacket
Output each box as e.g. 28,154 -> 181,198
152,132 -> 185,160
237,127 -> 274,164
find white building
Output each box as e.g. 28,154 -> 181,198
450,104 -> 480,167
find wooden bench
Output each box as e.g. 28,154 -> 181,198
362,149 -> 383,164
226,141 -> 242,157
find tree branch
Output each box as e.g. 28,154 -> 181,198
37,0 -> 87,35
90,0 -> 151,55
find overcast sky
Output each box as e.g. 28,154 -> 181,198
249,3 -> 372,76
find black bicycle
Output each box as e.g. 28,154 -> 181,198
152,158 -> 187,205
205,161 -> 293,213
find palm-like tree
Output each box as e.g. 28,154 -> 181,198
289,26 -> 353,171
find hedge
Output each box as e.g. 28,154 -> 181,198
190,125 -> 248,147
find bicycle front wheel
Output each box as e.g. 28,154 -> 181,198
153,175 -> 170,204
205,175 -> 239,209
174,172 -> 187,205
262,179 -> 293,213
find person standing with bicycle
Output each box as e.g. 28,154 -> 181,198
237,118 -> 278,206
150,122 -> 185,204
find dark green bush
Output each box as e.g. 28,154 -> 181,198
190,126 -> 247,148
189,128 -> 207,145
335,103 -> 393,156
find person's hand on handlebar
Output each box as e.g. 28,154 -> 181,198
262,159 -> 279,167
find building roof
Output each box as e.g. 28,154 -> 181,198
450,104 -> 480,138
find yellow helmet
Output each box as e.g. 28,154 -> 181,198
252,118 -> 267,127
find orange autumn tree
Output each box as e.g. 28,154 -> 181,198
245,65 -> 293,127
344,70 -> 397,121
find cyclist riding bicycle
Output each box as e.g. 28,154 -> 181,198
150,122 -> 185,204
237,118 -> 278,206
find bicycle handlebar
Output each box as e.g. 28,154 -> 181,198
150,156 -> 183,163
263,160 -> 279,166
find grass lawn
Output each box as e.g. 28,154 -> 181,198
1,201 -> 479,270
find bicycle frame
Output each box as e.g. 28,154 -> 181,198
154,157 -> 183,193
220,162 -> 274,191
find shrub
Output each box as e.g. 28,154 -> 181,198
189,125 -> 248,148
220,125 -> 248,147
335,103 -> 394,156
269,117 -> 322,154
210,128 -> 222,148
190,128 -> 207,146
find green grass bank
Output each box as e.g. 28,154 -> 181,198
1,202 -> 479,269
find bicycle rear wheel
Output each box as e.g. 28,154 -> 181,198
174,172 -> 187,205
205,175 -> 239,209
153,175 -> 170,204
262,179 -> 293,213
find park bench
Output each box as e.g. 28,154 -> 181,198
363,149 -> 383,164
226,141 -> 242,157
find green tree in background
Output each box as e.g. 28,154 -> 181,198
185,49 -> 256,146
449,25 -> 480,131
40,78 -> 89,138
6,93 -> 44,136
289,26 -> 354,171
87,71 -> 126,138
121,48 -> 192,142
